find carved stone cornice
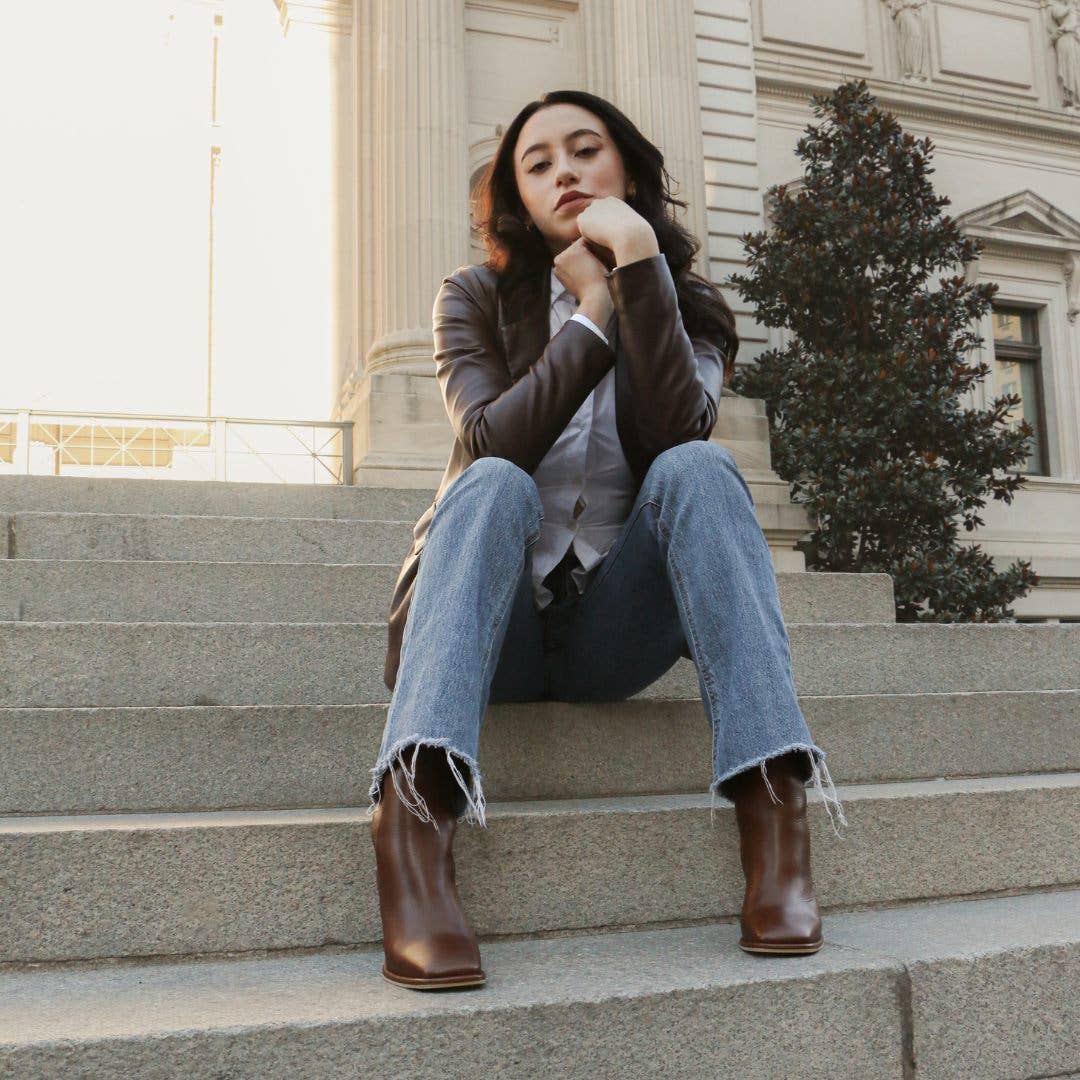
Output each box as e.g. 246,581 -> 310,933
755,67 -> 1080,151
272,0 -> 352,36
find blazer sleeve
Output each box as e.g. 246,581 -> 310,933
604,252 -> 725,456
432,272 -> 615,475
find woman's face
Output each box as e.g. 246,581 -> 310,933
513,103 -> 629,255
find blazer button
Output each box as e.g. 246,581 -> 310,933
573,495 -> 586,519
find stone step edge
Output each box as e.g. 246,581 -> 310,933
4,770 -> 1077,833
0,618 -> 1049,630
5,510 -> 421,527
5,558 -> 405,568
0,558 -> 890,583
3,685 -> 1071,712
2,690 -> 1076,816
3,478 -> 793,525
0,561 -> 895,625
0,888 -> 1076,1058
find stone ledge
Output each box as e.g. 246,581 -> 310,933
1,889 -> 1075,1078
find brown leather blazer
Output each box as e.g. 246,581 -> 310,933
383,251 -> 729,693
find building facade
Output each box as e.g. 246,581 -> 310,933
4,0 -> 1077,615
330,0 -> 1080,618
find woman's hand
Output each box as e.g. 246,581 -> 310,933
553,237 -> 615,330
575,196 -> 659,266
553,236 -> 610,304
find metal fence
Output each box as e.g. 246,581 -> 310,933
0,410 -> 353,485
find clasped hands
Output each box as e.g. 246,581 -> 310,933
554,196 -> 661,318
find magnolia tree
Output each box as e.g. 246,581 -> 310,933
729,78 -> 1039,621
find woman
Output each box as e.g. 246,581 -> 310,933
366,90 -> 848,991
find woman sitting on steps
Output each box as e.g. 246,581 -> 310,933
366,88 -> 848,991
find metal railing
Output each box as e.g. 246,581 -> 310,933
0,409 -> 353,485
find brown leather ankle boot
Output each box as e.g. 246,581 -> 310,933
370,745 -> 486,989
726,750 -> 823,955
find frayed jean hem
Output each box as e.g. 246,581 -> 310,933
710,742 -> 850,840
365,735 -> 488,833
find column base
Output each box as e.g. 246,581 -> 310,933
337,370 -> 453,489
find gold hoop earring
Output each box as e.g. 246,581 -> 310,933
627,182 -> 637,199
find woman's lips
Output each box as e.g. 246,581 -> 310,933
557,194 -> 592,212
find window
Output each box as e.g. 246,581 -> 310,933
991,306 -> 1047,476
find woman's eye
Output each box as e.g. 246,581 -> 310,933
529,147 -> 599,174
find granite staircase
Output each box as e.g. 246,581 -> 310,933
0,463 -> 1077,1078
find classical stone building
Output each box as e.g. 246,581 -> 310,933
3,0 -> 1078,615
2,5 -> 1078,1066
324,0 -> 1080,619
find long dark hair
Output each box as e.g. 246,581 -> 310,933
472,89 -> 738,381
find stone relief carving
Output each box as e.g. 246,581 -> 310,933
885,0 -> 930,81
1065,253 -> 1080,323
1043,0 -> 1080,109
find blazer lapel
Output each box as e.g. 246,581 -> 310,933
499,269 -> 549,382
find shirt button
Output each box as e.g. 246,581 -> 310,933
573,495 -> 586,519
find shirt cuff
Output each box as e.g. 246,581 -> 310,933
570,311 -> 609,346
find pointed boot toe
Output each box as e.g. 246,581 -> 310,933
739,900 -> 823,954
382,930 -> 486,989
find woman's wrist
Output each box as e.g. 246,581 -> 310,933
578,284 -> 615,330
613,227 -> 660,268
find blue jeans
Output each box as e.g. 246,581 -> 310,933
367,441 -> 847,837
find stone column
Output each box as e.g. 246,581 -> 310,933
338,0 -> 470,484
611,0 -> 709,278
582,0 -> 617,101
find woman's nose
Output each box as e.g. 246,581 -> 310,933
556,156 -> 578,180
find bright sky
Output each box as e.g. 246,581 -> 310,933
0,0 -> 340,422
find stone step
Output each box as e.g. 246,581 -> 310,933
2,690 -> 1076,815
0,559 -> 897,626
5,888 -> 1073,1079
718,391 -> 767,417
0,621 -> 1075,708
0,475 -> 436,521
7,511 -> 414,563
4,886 -> 1076,1080
0,470 -> 790,521
7,496 -> 808,562
2,773 -> 1076,964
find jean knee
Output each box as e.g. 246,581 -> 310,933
644,441 -> 741,495
453,456 -> 543,528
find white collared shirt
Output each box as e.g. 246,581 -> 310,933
530,266 -> 639,610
